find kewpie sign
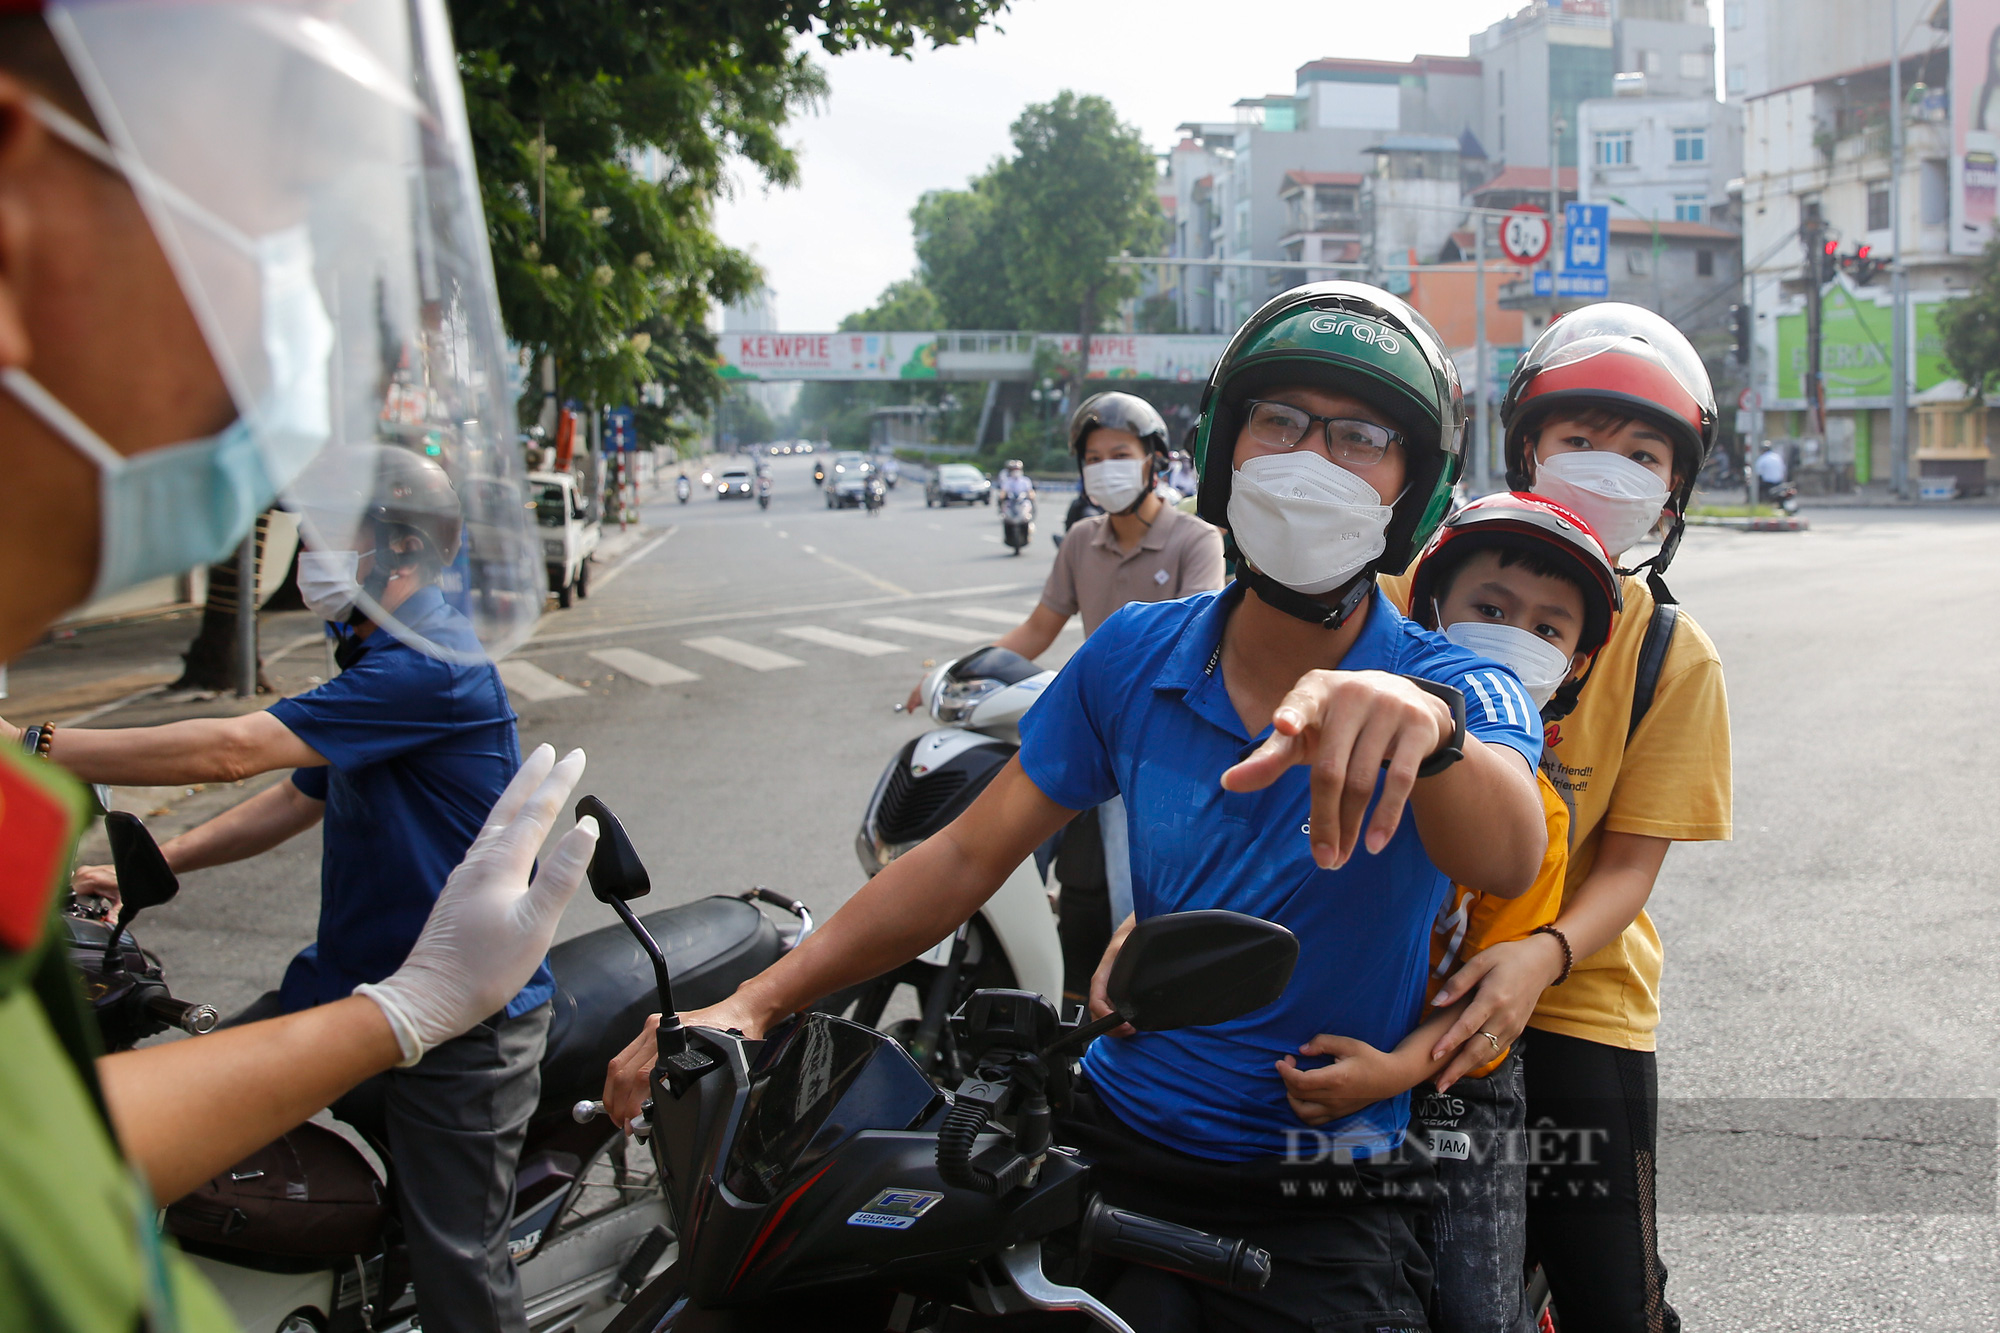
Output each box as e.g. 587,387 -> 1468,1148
1500,206 -> 1552,266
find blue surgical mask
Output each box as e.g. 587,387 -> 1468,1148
1,102 -> 333,600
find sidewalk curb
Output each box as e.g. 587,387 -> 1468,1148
1686,515 -> 1810,532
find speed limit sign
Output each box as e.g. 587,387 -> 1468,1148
1500,206 -> 1552,265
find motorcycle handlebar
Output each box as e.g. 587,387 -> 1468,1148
144,993 -> 220,1035
1080,1196 -> 1272,1292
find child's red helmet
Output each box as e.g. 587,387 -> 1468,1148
1409,492 -> 1623,719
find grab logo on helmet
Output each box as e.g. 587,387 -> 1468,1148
1304,312 -> 1403,356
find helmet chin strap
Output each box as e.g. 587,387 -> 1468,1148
1615,514 -> 1684,607
1239,564 -> 1375,631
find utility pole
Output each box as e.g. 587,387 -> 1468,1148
1548,109 -> 1566,311
1889,0 -> 1911,499
1475,212 -> 1490,490
1801,214 -> 1828,439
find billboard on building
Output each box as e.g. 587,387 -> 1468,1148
718,331 -> 938,380
1775,297 -> 1947,401
1952,0 -> 2000,255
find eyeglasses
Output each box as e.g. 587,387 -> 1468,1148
1242,400 -> 1403,468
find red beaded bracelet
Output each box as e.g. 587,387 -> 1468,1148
1532,923 -> 1574,986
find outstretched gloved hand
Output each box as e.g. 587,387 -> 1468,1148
357,744 -> 597,1065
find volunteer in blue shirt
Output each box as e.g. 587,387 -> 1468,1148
48,445 -> 547,1333
604,284 -> 1549,1329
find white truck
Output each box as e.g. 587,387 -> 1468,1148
528,470 -> 602,608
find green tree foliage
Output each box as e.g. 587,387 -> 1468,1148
1939,236 -> 2000,396
907,93 -> 1162,377
450,0 -> 1010,420
913,181 -> 1016,328
992,92 -> 1164,380
841,278 -> 942,332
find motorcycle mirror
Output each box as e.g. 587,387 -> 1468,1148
575,795 -> 651,904
1106,910 -> 1297,1032
102,812 -> 178,971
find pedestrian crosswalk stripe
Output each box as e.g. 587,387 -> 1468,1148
779,626 -> 905,657
498,659 -> 587,701
683,636 -> 804,671
588,647 -> 700,686
862,616 -> 992,643
947,608 -> 1027,626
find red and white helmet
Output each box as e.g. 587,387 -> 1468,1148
1500,303 -> 1718,516
1408,492 -> 1623,719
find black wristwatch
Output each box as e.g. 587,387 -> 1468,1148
1399,677 -> 1466,778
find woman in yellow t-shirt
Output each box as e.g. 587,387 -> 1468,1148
1404,306 -> 1732,1333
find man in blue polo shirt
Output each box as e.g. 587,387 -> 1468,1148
57,446 -> 547,1333
604,284 -> 1549,1329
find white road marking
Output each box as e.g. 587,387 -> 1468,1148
587,647 -> 700,686
498,659 -> 587,701
524,581 -> 1040,648
589,527 -> 676,592
863,616 -> 991,643
979,534 -> 1002,544
780,626 -> 905,657
683,636 -> 803,672
947,608 -> 1029,626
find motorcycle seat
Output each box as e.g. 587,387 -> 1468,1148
537,895 -> 782,1115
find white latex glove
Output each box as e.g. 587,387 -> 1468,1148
356,744 -> 598,1066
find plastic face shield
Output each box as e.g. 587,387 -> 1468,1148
47,0 -> 540,662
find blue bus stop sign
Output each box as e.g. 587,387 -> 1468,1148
1564,203 -> 1609,274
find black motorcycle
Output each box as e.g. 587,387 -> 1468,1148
69,810 -> 813,1333
571,797 -> 1293,1333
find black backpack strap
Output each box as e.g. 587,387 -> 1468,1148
1628,601 -> 1680,741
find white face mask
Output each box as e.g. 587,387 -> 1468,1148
1082,458 -> 1148,513
1441,619 -> 1576,708
1227,452 -> 1392,595
297,549 -> 368,622
1531,450 -> 1670,559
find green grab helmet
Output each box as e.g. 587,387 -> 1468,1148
1193,282 -> 1466,577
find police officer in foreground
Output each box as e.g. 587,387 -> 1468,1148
0,5 -> 595,1328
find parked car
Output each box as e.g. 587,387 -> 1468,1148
926,463 -> 992,507
825,452 -> 876,508
716,466 -> 755,500
528,470 -> 602,608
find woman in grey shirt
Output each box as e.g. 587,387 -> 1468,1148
905,393 -> 1224,1003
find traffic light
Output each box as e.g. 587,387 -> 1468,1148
1729,303 -> 1750,365
1817,238 -> 1841,285
1840,244 -> 1884,286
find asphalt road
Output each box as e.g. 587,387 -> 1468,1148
119,457 -> 1999,1329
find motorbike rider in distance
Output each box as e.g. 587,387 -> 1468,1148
614,283 -> 1551,1329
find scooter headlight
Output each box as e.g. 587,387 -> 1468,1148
933,677 -> 1004,725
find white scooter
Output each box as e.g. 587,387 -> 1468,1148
845,645 -> 1064,1076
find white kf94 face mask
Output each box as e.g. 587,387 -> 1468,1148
1082,458 -> 1148,513
1440,619 -> 1575,709
1531,450 -> 1670,559
1226,452 -> 1392,595
296,549 -> 370,622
